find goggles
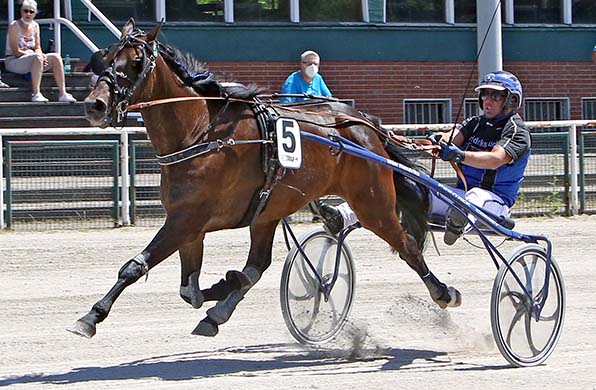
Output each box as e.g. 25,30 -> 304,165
480,91 -> 507,102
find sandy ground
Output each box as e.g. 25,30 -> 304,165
0,216 -> 595,389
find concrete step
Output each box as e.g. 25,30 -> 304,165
0,87 -> 91,102
0,101 -> 85,117
1,71 -> 94,88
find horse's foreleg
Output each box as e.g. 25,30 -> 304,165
192,220 -> 278,337
179,234 -> 206,309
67,221 -> 188,338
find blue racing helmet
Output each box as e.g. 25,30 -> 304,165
475,70 -> 523,110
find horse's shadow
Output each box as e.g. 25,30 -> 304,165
0,343 -> 503,386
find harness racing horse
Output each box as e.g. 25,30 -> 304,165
68,19 -> 461,339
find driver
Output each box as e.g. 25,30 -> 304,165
319,70 -> 531,246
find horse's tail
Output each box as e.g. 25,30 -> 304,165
383,141 -> 430,251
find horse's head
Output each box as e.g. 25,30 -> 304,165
85,18 -> 162,128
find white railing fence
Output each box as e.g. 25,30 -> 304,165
1,119 -> 595,229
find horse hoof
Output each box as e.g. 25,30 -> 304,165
66,319 -> 96,339
435,286 -> 462,309
438,286 -> 462,308
192,317 -> 219,337
447,286 -> 462,307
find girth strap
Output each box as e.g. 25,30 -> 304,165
235,102 -> 283,228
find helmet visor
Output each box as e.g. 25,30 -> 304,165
474,84 -> 506,92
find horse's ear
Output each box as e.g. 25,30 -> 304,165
146,21 -> 163,43
121,18 -> 135,37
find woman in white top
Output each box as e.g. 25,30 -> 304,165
5,0 -> 76,102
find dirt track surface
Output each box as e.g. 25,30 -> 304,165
1,216 -> 595,389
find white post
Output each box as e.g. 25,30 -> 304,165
569,124 -> 579,215
155,0 -> 166,22
476,0 -> 503,80
53,0 -> 62,55
0,135 -> 4,229
290,0 -> 299,23
8,0 -> 14,22
445,0 -> 455,24
362,0 -> 369,23
120,130 -> 130,226
224,0 -> 233,23
563,0 -> 572,25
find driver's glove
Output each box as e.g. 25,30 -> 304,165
426,133 -> 443,145
439,141 -> 465,163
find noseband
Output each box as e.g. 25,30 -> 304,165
97,29 -> 158,126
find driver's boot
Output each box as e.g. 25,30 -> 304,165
444,208 -> 467,245
311,200 -> 344,235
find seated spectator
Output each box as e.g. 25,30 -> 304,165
4,0 -> 76,102
83,47 -> 109,88
280,50 -> 332,103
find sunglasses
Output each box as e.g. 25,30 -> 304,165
22,9 -> 36,14
480,91 -> 506,102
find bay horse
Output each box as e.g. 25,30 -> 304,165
68,19 -> 461,339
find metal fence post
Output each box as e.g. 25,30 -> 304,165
579,132 -> 585,212
0,135 -> 3,229
5,142 -> 12,229
120,129 -> 130,226
569,124 -> 579,215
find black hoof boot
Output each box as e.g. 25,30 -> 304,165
192,317 -> 219,337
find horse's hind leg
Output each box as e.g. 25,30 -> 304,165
192,220 -> 278,337
68,220 -> 191,338
396,229 -> 461,308
358,205 -> 461,309
179,233 -> 206,309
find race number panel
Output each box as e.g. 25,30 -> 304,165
276,118 -> 302,169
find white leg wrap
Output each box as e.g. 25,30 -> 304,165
337,202 -> 359,229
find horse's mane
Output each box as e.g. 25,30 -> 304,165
158,43 -> 266,100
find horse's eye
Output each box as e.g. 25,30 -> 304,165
132,58 -> 143,70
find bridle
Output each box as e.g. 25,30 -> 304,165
96,29 -> 159,127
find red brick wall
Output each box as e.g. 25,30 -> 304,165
210,61 -> 596,124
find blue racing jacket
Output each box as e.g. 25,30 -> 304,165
457,113 -> 531,207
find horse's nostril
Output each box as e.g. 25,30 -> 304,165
84,98 -> 107,116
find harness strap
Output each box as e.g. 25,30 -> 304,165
155,139 -> 270,166
238,103 -> 284,228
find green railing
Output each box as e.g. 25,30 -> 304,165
4,140 -> 119,230
580,131 -> 596,213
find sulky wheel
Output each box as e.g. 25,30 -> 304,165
490,243 -> 566,367
280,228 -> 356,344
